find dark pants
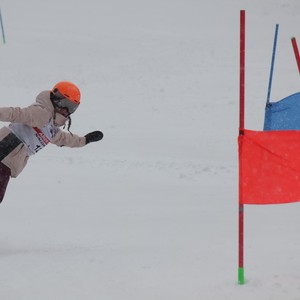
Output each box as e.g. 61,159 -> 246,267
0,162 -> 11,204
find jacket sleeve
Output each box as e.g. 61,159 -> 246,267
0,105 -> 51,128
51,128 -> 86,148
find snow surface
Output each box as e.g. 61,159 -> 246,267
1,0 -> 300,299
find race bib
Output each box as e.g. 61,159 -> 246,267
9,119 -> 58,156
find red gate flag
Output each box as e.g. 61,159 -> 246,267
239,129 -> 300,204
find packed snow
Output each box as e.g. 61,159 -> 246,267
1,0 -> 300,299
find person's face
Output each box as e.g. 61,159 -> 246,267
55,107 -> 70,117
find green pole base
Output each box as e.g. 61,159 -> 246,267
238,267 -> 245,284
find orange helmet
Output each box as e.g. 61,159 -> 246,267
52,81 -> 80,104
51,81 -> 81,114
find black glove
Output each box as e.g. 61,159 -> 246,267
85,131 -> 103,144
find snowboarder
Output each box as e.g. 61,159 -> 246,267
0,81 -> 103,204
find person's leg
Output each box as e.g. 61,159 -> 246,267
0,162 -> 11,204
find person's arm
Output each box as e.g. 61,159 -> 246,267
0,105 -> 51,127
51,129 -> 103,147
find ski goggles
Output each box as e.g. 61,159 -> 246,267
51,90 -> 79,115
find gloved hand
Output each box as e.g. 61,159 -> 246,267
85,131 -> 104,144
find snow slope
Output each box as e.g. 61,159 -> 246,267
1,0 -> 300,299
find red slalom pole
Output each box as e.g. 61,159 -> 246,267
291,37 -> 300,74
239,11 -> 245,133
238,9 -> 245,285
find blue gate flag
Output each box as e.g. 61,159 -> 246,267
264,92 -> 300,130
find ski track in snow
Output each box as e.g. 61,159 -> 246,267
39,154 -> 236,183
